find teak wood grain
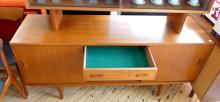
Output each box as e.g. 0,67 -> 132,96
11,45 -> 213,84
191,14 -> 220,48
190,14 -> 220,101
167,13 -> 187,33
49,10 -> 62,31
192,46 -> 220,100
10,14 -> 214,99
202,71 -> 220,102
10,15 -> 213,45
11,15 -> 213,83
149,44 -> 213,81
12,45 -> 84,84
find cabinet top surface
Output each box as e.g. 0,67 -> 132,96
10,14 -> 213,45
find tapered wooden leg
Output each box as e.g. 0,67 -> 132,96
0,78 -> 12,98
156,85 -> 164,96
57,86 -> 64,99
15,64 -> 29,96
12,79 -> 27,99
20,81 -> 28,97
189,89 -> 195,98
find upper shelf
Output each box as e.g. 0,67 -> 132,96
27,0 -> 213,13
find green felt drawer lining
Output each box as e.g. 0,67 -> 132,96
85,46 -> 149,68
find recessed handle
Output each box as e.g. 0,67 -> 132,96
89,74 -> 103,78
135,73 -> 148,77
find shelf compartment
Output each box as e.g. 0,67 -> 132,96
30,0 -> 119,8
83,46 -> 157,81
121,0 -> 205,11
27,0 -> 213,13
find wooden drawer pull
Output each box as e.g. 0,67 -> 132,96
135,73 -> 148,77
89,74 -> 103,78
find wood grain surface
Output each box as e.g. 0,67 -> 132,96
10,15 -> 213,45
192,46 -> 220,100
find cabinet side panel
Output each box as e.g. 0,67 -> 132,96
192,46 -> 220,100
150,44 -> 213,81
203,72 -> 220,102
13,45 -> 84,84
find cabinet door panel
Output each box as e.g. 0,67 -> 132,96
150,44 -> 213,81
13,45 -> 84,84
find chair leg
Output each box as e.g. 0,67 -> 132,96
0,78 -> 12,98
20,82 -> 28,97
0,68 -> 5,73
57,86 -> 64,99
12,78 -> 27,99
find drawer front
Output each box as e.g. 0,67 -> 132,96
84,68 -> 157,81
83,46 -> 157,81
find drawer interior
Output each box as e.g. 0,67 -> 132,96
84,46 -> 150,68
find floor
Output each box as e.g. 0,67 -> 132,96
2,83 -> 200,102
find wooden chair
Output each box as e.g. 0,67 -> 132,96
0,39 -> 27,98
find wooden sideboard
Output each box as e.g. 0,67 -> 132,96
10,14 -> 214,86
8,0 -> 216,99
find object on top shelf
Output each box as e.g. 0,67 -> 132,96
187,0 -> 200,7
89,0 -> 97,4
37,0 -> 46,3
151,0 -> 164,5
168,0 -> 181,5
52,0 -> 61,3
73,0 -> 83,4
105,0 -> 113,4
132,0 -> 146,5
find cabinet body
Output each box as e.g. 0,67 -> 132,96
10,15 -> 214,85
11,44 -> 213,84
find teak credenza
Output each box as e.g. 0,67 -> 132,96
10,15 -> 214,98
10,0 -> 215,99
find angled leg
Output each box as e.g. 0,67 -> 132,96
156,85 -> 165,96
15,64 -> 29,96
57,86 -> 64,99
189,89 -> 195,98
12,78 -> 27,99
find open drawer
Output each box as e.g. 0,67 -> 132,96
83,46 -> 157,81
